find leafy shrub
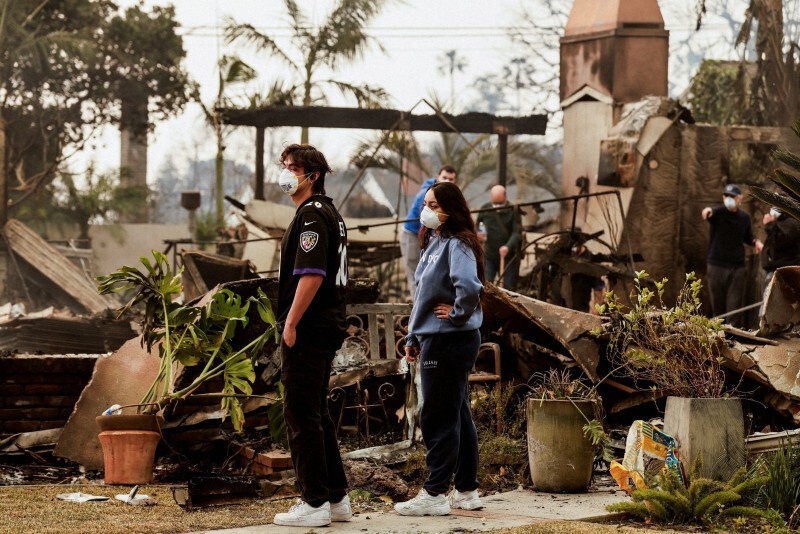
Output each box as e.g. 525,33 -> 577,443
593,271 -> 728,398
97,250 -> 279,430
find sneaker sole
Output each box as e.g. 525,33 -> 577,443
394,505 -> 451,516
331,513 -> 352,521
453,501 -> 483,510
273,518 -> 331,527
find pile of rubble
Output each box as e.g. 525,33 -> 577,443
2,215 -> 800,508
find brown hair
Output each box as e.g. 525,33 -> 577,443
438,165 -> 457,178
419,181 -> 486,285
279,144 -> 333,195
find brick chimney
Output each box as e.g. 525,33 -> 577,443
560,0 -> 668,104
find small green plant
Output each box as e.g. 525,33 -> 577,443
97,250 -> 279,430
592,271 -> 728,398
526,369 -> 614,463
749,436 -> 800,528
607,466 -> 769,525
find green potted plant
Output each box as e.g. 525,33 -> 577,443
525,369 -> 612,493
94,250 -> 279,484
592,271 -> 744,481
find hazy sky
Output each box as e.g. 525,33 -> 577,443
82,0 -> 753,184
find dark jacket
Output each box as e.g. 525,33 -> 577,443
761,215 -> 800,271
706,206 -> 755,268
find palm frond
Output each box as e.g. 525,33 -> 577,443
223,18 -> 298,71
321,79 -> 389,108
220,55 -> 257,85
246,81 -> 300,108
773,148 -> 800,175
750,186 -> 800,221
317,0 -> 387,68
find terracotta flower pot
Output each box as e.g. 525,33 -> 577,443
96,414 -> 160,485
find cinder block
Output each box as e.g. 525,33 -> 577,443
663,396 -> 745,482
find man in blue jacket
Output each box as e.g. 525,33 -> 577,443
399,165 -> 457,300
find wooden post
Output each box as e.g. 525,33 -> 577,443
0,114 -> 6,226
255,126 -> 265,200
497,133 -> 508,186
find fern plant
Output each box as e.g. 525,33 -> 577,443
97,250 -> 279,430
608,466 -> 769,524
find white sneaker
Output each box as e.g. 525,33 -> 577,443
273,500 -> 331,527
447,489 -> 483,510
394,488 -> 450,516
331,494 -> 352,521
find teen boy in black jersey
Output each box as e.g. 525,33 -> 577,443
273,144 -> 350,528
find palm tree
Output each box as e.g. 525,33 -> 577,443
225,0 -> 390,144
199,55 -> 257,226
437,49 -> 468,103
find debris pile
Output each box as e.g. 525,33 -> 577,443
1,215 -> 800,512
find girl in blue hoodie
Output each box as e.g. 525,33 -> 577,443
395,181 -> 485,517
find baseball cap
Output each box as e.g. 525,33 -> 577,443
723,184 -> 742,197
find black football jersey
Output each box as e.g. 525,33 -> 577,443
278,195 -> 348,349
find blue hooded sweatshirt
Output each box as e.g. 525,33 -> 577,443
406,234 -> 483,346
403,177 -> 437,234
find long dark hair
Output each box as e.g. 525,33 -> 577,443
418,181 -> 486,285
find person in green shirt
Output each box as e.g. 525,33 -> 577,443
476,185 -> 522,290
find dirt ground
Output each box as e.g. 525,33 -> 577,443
0,484 -> 691,534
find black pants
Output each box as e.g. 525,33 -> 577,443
707,263 -> 746,327
281,340 -> 348,507
418,330 -> 481,495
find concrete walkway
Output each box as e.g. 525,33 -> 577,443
196,487 -> 628,533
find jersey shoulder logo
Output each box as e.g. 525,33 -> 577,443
300,231 -> 319,252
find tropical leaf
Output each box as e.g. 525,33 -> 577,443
750,186 -> 800,221
772,169 -> 800,201
223,18 -> 298,71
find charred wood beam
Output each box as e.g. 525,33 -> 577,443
218,105 -> 547,135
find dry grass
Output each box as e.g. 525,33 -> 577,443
0,484 -> 288,534
0,484 -> 688,534
501,523 -> 688,534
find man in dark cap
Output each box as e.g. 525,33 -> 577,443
701,184 -> 762,326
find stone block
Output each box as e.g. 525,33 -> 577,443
663,396 -> 745,482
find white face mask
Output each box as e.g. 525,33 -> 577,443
278,168 -> 311,195
770,207 -> 781,218
723,196 -> 737,210
420,205 -> 445,230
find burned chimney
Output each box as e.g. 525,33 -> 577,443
560,0 -> 669,201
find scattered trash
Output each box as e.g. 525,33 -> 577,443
609,420 -> 682,494
56,492 -> 109,502
101,404 -> 122,416
115,485 -> 155,505
172,474 -> 295,510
